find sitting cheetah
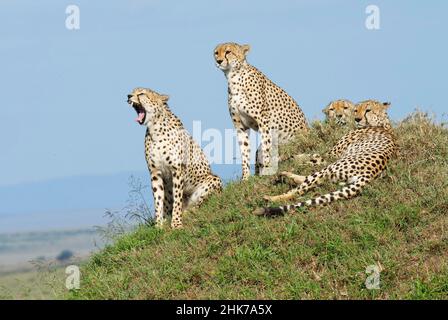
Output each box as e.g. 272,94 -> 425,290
127,88 -> 222,229
254,100 -> 397,216
323,99 -> 355,125
214,42 -> 308,180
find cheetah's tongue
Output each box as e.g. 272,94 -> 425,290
136,112 -> 145,124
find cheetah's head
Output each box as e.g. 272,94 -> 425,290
323,99 -> 355,125
127,87 -> 169,126
214,42 -> 250,71
354,100 -> 392,129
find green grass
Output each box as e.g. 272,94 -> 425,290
0,268 -> 67,300
69,113 -> 448,299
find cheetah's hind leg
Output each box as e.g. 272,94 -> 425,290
184,175 -> 222,211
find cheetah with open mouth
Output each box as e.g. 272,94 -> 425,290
127,87 -> 222,229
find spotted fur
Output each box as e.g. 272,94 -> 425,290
255,100 -> 397,216
214,42 -> 308,180
354,99 -> 391,130
127,88 -> 222,229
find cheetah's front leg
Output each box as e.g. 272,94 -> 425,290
279,171 -> 307,185
170,168 -> 185,229
150,169 -> 165,228
163,177 -> 173,219
258,126 -> 278,176
235,123 -> 251,181
264,168 -> 329,202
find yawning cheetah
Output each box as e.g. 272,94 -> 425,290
255,100 -> 397,216
214,42 -> 308,180
127,88 -> 222,229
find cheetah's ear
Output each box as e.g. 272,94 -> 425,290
322,102 -> 331,115
241,44 -> 251,55
160,94 -> 169,103
382,101 -> 391,109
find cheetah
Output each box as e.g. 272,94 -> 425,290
323,99 -> 355,125
294,99 -> 392,167
354,100 -> 391,129
254,100 -> 397,216
214,42 -> 308,180
127,88 -> 222,229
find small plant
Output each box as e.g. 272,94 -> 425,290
97,175 -> 155,242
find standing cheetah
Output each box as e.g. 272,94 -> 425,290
214,42 -> 308,180
323,99 -> 355,125
127,88 -> 222,229
254,100 -> 397,216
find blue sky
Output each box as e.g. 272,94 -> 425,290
0,1 -> 447,228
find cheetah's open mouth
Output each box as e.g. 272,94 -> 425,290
131,103 -> 146,125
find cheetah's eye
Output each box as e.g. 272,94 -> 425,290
365,109 -> 371,113
225,50 -> 231,55
214,51 -> 218,55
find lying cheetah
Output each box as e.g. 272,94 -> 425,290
295,99 -> 392,166
323,99 -> 355,125
254,100 -> 396,216
354,100 -> 391,129
214,42 -> 308,180
127,88 -> 222,229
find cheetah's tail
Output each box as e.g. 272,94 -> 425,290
254,176 -> 370,217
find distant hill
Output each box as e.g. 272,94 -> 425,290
0,166 -> 240,233
0,171 -> 149,215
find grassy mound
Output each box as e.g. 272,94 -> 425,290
70,113 -> 448,299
